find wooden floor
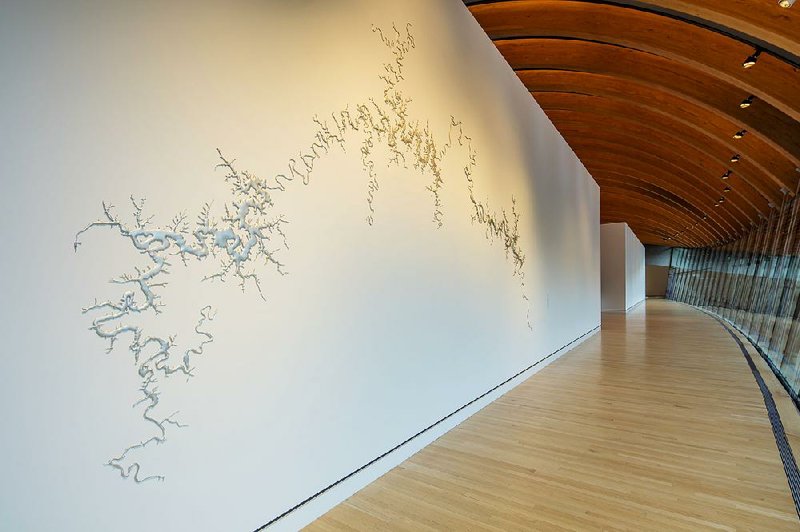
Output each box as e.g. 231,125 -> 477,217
308,300 -> 798,531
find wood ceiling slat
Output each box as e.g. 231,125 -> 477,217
588,166 -> 741,237
601,203 -> 705,245
600,212 -> 698,246
601,216 -> 692,245
466,0 -> 800,61
566,140 -> 761,221
593,176 -> 729,240
533,92 -> 793,198
630,0 -> 800,59
518,69 -> 800,175
503,40 -> 800,163
599,183 -> 722,242
464,0 -> 800,247
549,113 -> 778,207
579,156 -> 747,235
471,1 -> 800,119
601,193 -> 710,238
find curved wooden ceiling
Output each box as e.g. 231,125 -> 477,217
465,0 -> 800,245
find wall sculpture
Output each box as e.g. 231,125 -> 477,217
74,23 -> 530,483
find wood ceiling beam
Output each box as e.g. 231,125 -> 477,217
549,114 -> 778,207
533,92 -> 795,197
601,214 -> 692,246
584,159 -> 746,235
601,206 -> 704,246
566,139 -> 760,222
463,0 -> 800,244
517,65 -> 800,167
593,168 -> 744,239
469,1 -> 799,118
595,178 -> 728,241
601,195 -> 712,246
531,88 -> 798,187
465,0 -> 800,63
507,43 -> 800,163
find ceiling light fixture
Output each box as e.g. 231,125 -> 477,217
733,130 -> 747,139
730,154 -> 741,163
719,197 -> 725,203
740,95 -> 754,108
743,49 -> 761,68
779,0 -> 796,8
722,170 -> 732,179
723,186 -> 731,193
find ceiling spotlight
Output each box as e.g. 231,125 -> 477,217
719,197 -> 725,203
730,154 -> 741,163
723,186 -> 731,193
779,0 -> 796,7
722,170 -> 732,179
703,215 -> 708,220
742,50 -> 761,68
733,130 -> 747,139
714,203 -> 720,207
740,95 -> 754,108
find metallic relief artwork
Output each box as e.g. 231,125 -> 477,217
283,23 -> 529,314
76,23 -> 530,483
74,154 -> 287,482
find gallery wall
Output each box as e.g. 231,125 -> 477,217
0,1 -> 600,530
626,225 -> 646,309
601,223 -> 645,311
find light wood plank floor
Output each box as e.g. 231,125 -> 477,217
308,300 -> 798,531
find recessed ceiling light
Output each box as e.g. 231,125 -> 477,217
733,130 -> 747,139
730,154 -> 741,163
740,95 -> 754,108
723,186 -> 731,193
779,0 -> 795,7
722,170 -> 732,179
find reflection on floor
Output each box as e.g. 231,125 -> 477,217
308,299 -> 799,530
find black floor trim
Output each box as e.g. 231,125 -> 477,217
718,316 -> 800,414
253,325 -> 600,530
694,305 -> 800,521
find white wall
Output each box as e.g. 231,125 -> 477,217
0,1 -> 600,531
601,224 -> 627,311
625,225 -> 646,309
601,223 -> 645,311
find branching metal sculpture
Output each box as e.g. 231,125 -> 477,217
75,153 -> 287,482
75,22 -> 530,484
281,23 -> 529,307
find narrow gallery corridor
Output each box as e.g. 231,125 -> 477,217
2,1 -> 799,530
310,300 -> 799,531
